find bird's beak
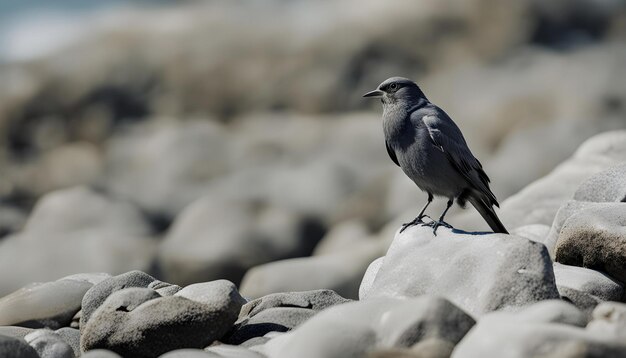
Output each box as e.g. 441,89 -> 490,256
363,89 -> 384,98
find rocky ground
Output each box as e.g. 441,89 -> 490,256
0,130 -> 625,357
1,0 -> 626,357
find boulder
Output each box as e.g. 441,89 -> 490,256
81,271 -> 158,330
554,263 -> 623,302
555,203 -> 626,285
587,302 -> 626,339
573,162 -> 626,202
81,281 -> 244,357
55,328 -> 80,358
260,296 -> 474,358
0,188 -> 155,296
452,301 -> 626,358
0,274 -> 105,329
361,225 -> 559,316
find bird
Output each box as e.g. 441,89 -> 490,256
363,77 -> 508,235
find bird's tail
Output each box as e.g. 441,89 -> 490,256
468,194 -> 509,234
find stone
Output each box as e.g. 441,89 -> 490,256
555,203 -> 626,285
587,302 -> 626,339
81,283 -> 244,357
558,286 -> 603,315
0,274 -> 98,329
554,263 -> 624,302
148,280 -> 182,296
0,335 -> 39,358
227,307 -> 315,345
80,271 -> 158,330
0,326 -> 34,339
158,196 -> 323,286
24,186 -> 150,236
24,329 -> 74,358
55,328 -> 80,358
359,257 -> 384,300
228,289 -> 349,345
0,188 -> 155,296
240,240 -> 385,299
452,307 -> 626,358
573,162 -> 626,202
259,296 -> 474,358
545,200 -> 610,257
361,226 -> 559,316
505,300 -> 588,327
410,338 -> 455,358
238,289 -> 351,319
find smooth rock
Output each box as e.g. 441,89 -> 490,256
260,296 -> 474,358
228,289 -> 349,345
227,307 -> 315,345
0,274 -> 96,329
25,329 -> 74,358
587,302 -> 626,339
55,327 -> 80,358
0,231 -> 156,297
573,162 -> 626,202
240,241 -> 384,299
0,326 -> 34,339
81,283 -> 244,357
159,197 -> 322,286
359,257 -> 384,300
80,271 -> 158,330
0,334 -> 40,358
452,310 -> 626,358
555,203 -> 626,285
148,280 -> 182,296
554,263 -> 624,302
558,286 -> 603,315
361,226 -> 559,316
24,186 -> 150,236
239,289 -> 351,319
545,200 -> 610,257
174,280 -> 246,308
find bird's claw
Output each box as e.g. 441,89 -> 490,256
423,220 -> 454,236
399,215 -> 432,233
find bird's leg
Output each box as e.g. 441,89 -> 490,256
400,193 -> 433,233
425,199 -> 454,236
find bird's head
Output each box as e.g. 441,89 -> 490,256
363,77 -> 425,105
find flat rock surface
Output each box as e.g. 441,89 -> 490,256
361,225 -> 559,316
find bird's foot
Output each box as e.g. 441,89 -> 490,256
423,220 -> 454,236
399,215 -> 432,233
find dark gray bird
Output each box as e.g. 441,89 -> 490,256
363,77 -> 508,234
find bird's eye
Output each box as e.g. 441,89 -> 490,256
389,83 -> 398,90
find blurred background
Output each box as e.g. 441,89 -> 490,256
0,0 -> 625,297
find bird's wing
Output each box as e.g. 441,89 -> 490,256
421,114 -> 498,206
386,141 -> 400,166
